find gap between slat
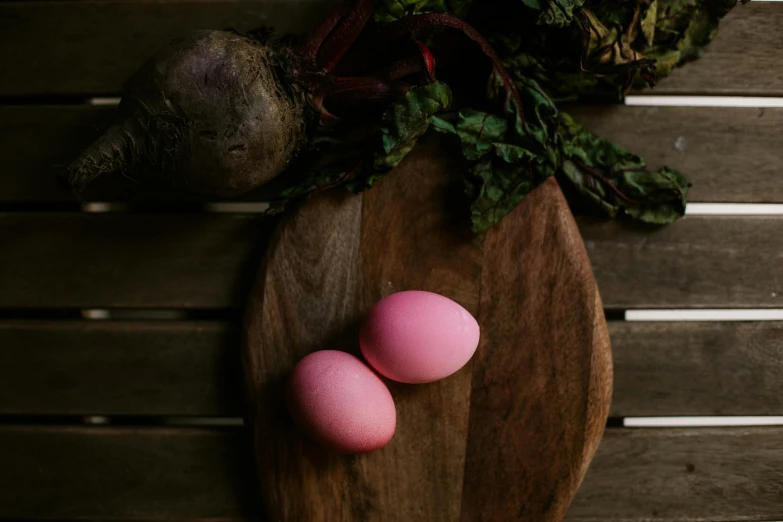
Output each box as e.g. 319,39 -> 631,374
625,309 -> 783,321
626,95 -> 783,107
92,95 -> 783,109
0,415 -> 245,427
624,417 -> 783,427
80,202 -> 783,215
687,203 -> 783,215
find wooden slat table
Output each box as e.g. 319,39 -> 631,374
1,1 -> 782,521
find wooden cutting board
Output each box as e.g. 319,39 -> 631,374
242,136 -> 612,522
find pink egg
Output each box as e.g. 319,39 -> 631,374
360,290 -> 480,384
287,350 -> 396,453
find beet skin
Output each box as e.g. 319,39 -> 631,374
66,30 -> 309,197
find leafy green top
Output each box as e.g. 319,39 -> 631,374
270,0 -> 741,232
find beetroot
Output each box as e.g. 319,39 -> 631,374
65,30 -> 312,197
63,0 -> 520,202
67,31 -> 309,197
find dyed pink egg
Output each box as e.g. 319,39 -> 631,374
360,290 -> 480,384
287,350 -> 396,453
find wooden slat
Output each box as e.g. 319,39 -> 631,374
0,320 -> 242,416
2,320 -> 781,418
566,427 -> 783,521
0,213 -> 270,309
0,1 -> 776,96
610,321 -> 783,417
651,3 -> 783,96
4,104 -> 783,203
1,213 -> 780,309
567,105 -> 783,203
581,215 -> 783,308
1,426 -> 781,521
0,426 -> 258,521
0,0 -> 338,96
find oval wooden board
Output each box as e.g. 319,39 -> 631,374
242,137 -> 612,522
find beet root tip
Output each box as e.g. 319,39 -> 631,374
62,121 -> 138,194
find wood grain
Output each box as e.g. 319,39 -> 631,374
609,321 -> 783,417
650,3 -> 783,96
0,0 -> 339,96
580,215 -> 783,308
567,105 -> 783,203
2,426 -> 781,521
354,138 -> 483,521
0,213 -> 270,308
0,2 -> 775,96
566,427 -> 783,521
462,178 -> 612,522
0,320 -> 242,416
0,426 -> 258,521
243,189 -> 363,522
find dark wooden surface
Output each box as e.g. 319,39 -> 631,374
610,321 -> 783,417
462,178 -> 612,521
4,320 -> 783,419
0,426 -> 258,521
2,212 -> 782,309
2,426 -> 782,521
6,105 -> 783,204
1,1 -> 781,521
0,0 -> 339,96
0,2 -> 776,96
0,213 -> 270,308
582,216 -> 783,308
566,428 -> 783,521
0,320 -> 242,416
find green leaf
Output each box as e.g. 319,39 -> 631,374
438,76 -> 560,233
343,81 -> 452,191
374,81 -> 452,169
453,109 -> 508,161
557,112 -> 689,224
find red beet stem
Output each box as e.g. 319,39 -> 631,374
373,56 -> 425,81
299,1 -> 351,61
417,41 -> 436,81
374,14 -> 524,121
311,76 -> 410,120
325,77 -> 409,104
316,0 -> 374,72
